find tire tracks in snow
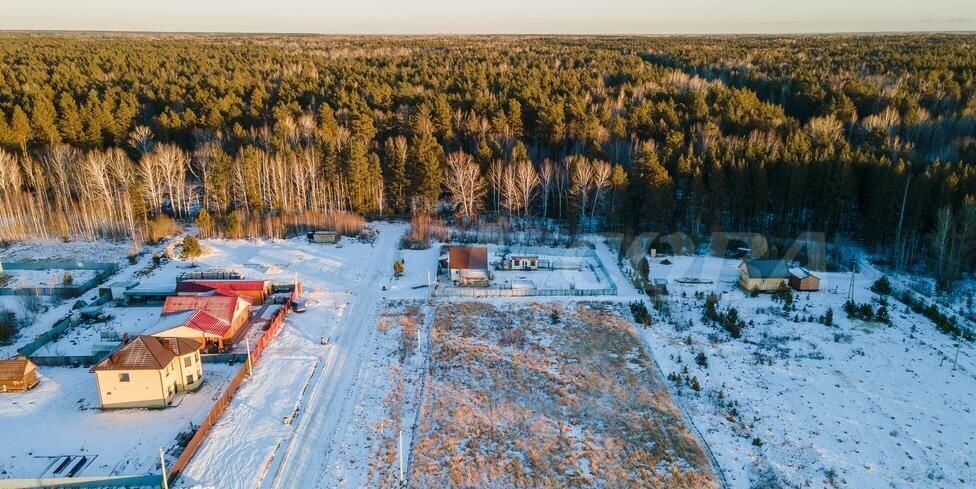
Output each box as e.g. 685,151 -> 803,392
267,225 -> 405,489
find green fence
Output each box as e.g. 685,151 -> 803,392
0,261 -> 118,298
0,474 -> 162,489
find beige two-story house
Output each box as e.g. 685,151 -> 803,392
91,336 -> 204,409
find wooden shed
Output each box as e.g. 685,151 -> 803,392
789,268 -> 821,291
0,358 -> 39,393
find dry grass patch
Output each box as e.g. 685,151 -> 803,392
408,302 -> 717,489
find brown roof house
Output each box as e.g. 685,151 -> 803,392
0,357 -> 39,393
448,246 -> 490,287
91,336 -> 204,409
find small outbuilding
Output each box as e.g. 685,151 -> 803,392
0,358 -> 39,393
448,246 -> 490,286
789,268 -> 821,291
504,255 -> 540,271
307,231 -> 340,244
739,259 -> 791,292
649,278 -> 669,296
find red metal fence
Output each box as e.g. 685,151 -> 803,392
167,285 -> 299,481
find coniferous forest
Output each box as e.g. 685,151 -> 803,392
1,34 -> 975,284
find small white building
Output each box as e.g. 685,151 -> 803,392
504,255 -> 540,271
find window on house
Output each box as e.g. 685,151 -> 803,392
184,356 -> 192,367
119,373 -> 130,382
186,374 -> 194,385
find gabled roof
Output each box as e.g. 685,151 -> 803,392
0,358 -> 36,381
449,246 -> 488,270
742,259 -> 791,279
92,336 -> 201,371
163,295 -> 248,325
789,267 -> 818,280
151,309 -> 230,337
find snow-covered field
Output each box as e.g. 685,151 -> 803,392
0,363 -> 237,478
604,244 -> 976,489
0,268 -> 98,288
0,240 -> 132,264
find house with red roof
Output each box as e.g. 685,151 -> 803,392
153,294 -> 252,349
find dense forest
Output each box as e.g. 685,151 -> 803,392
1,34 -> 975,285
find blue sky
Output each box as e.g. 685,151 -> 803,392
2,0 -> 974,34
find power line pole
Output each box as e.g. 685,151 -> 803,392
159,447 -> 169,489
848,261 -> 857,303
399,429 -> 405,488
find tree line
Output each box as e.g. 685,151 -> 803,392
1,34 -> 975,284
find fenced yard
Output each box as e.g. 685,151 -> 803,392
434,246 -> 617,298
0,261 -> 118,298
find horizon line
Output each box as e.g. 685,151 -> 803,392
1,28 -> 975,37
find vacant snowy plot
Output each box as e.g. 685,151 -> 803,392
0,240 -> 131,264
0,363 -> 236,479
0,268 -> 98,288
318,301 -> 430,489
409,302 -> 717,489
628,253 -> 976,488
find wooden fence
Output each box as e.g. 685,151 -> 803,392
166,284 -> 299,482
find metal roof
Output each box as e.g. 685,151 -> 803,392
151,309 -> 231,337
0,358 -> 36,381
92,336 -> 201,371
449,246 -> 488,270
743,259 -> 791,279
163,295 -> 247,326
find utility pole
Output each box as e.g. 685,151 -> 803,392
953,343 -> 960,371
399,429 -> 405,487
848,261 -> 857,303
159,447 -> 169,489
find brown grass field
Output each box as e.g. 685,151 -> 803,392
408,302 -> 717,489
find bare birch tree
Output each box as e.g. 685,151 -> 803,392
444,151 -> 486,220
590,159 -> 612,222
513,159 -> 539,218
